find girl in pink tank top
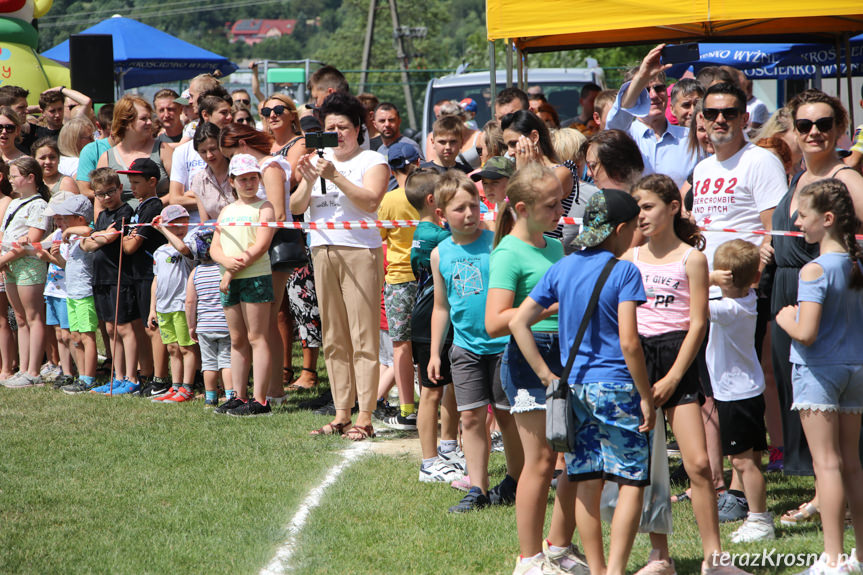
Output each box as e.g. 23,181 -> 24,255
623,175 -> 742,574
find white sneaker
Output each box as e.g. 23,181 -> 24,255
2,371 -> 33,388
419,458 -> 464,483
730,514 -> 775,543
438,446 -> 466,470
543,540 -> 590,575
797,554 -> 852,574
513,555 -> 561,575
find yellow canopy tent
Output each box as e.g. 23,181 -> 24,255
486,1 -> 863,51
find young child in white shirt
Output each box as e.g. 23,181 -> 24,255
707,239 -> 774,544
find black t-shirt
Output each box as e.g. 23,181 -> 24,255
19,123 -> 61,154
156,132 -> 182,144
93,203 -> 135,286
127,196 -> 167,280
419,160 -> 472,175
411,267 -> 453,344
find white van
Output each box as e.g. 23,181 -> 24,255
421,67 -> 606,155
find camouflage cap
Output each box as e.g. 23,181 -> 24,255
570,188 -> 640,249
470,156 -> 515,181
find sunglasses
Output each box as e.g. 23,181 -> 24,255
261,105 -> 287,118
234,99 -> 251,106
795,116 -> 834,134
702,107 -> 742,122
0,124 -> 17,133
235,117 -> 251,124
94,188 -> 119,198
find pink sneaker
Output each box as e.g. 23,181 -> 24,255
450,474 -> 471,492
634,557 -> 676,575
702,552 -> 753,575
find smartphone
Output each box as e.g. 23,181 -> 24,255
660,43 -> 700,65
304,131 -> 338,149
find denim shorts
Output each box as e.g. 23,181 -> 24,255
501,332 -> 562,414
45,295 -> 69,329
564,381 -> 650,486
791,363 -> 863,413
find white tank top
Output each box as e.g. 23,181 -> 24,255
255,155 -> 293,221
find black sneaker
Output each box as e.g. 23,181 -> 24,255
214,397 -> 245,414
448,487 -> 490,513
228,398 -> 272,417
381,412 -> 417,431
667,440 -> 681,456
373,398 -> 399,421
488,474 -> 517,506
53,374 -> 74,389
140,378 -> 171,398
61,378 -> 99,395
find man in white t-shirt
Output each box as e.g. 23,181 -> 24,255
691,82 -> 787,298
742,77 -> 769,135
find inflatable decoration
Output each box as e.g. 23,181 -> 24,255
0,0 -> 70,103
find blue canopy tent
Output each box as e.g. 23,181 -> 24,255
41,16 -> 238,90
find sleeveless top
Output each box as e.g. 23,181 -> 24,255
218,200 -> 272,279
633,245 -> 694,337
770,167 -> 854,315
50,178 -> 63,196
106,140 -> 169,200
457,132 -> 482,170
255,155 -> 293,221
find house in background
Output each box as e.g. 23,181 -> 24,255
229,19 -> 297,45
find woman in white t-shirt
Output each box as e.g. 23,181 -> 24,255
291,92 -> 389,441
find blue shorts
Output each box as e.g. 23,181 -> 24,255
791,363 -> 863,413
45,295 -> 69,329
565,381 -> 650,486
501,332 -> 562,414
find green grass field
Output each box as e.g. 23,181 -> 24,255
0,385 -> 852,574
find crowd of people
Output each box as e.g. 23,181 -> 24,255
2,44 -> 863,575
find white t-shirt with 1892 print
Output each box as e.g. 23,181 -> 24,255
691,143 -> 786,297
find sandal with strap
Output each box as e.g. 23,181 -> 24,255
310,421 -> 351,436
282,367 -> 294,385
287,368 -> 318,392
342,424 -> 375,441
780,501 -> 820,526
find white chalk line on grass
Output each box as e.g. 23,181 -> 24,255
260,441 -> 371,575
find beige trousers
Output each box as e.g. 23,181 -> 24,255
312,244 -> 383,413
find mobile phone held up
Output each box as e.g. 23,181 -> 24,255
660,43 -> 700,65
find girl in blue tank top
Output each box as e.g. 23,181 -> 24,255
775,178 -> 863,573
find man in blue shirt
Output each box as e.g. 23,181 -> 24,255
606,44 -> 696,187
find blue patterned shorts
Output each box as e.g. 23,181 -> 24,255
564,381 -> 650,486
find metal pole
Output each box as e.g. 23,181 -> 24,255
517,47 -> 524,90
506,39 -> 513,88
359,0 -> 377,94
522,51 -> 528,90
845,33 -> 855,131
835,35 -> 842,94
388,0 -> 417,129
489,40 -> 496,112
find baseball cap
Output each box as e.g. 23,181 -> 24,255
43,191 -> 77,216
459,97 -> 478,113
387,142 -> 420,170
470,156 -> 515,182
160,204 -> 190,223
570,189 -> 640,249
229,154 -> 262,177
174,89 -> 190,106
117,157 -> 161,181
45,193 -> 93,221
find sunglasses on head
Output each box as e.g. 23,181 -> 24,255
702,107 -> 741,122
261,105 -> 287,118
0,124 -> 17,133
795,116 -> 834,134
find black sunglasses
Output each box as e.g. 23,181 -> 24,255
234,98 -> 251,106
795,116 -> 834,134
261,105 -> 287,118
0,124 -> 17,133
702,107 -> 741,122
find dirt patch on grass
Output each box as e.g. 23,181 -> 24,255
369,435 -> 422,458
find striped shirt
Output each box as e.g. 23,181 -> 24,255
193,263 -> 229,333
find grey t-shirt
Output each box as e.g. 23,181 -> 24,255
153,243 -> 193,313
65,238 -> 95,300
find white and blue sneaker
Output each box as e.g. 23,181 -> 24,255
109,380 -> 140,395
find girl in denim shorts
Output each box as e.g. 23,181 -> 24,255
776,178 -> 863,574
486,164 -> 587,575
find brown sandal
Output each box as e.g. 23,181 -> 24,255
310,421 -> 351,436
287,368 -> 318,392
342,424 -> 375,441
